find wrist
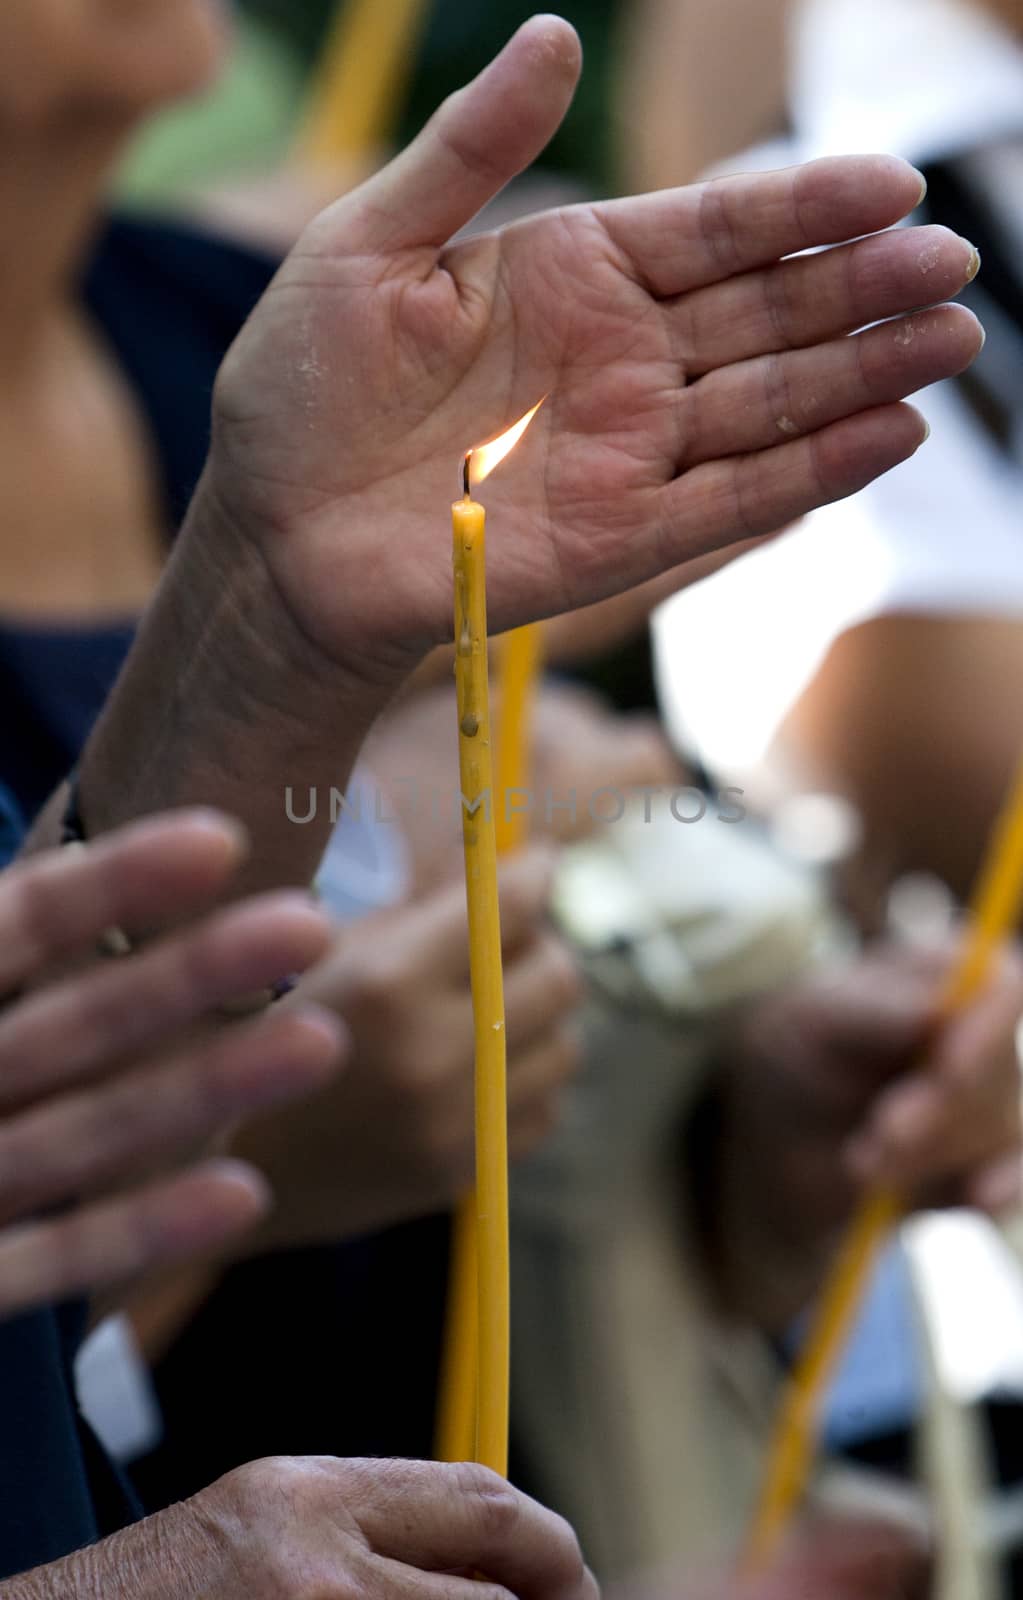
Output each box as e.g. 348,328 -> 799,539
77,470 -> 395,894
0,1502 -> 221,1600
200,454 -> 430,695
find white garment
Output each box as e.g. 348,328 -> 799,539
653,0 -> 1023,780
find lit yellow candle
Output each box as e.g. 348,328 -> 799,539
745,750 -> 1023,1572
295,0 -> 431,166
439,403 -> 544,1475
451,472 -> 510,1477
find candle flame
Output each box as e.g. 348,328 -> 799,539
467,399 -> 545,490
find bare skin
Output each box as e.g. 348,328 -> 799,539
0,1 -> 230,624
712,943 -> 1023,1329
0,810 -> 342,1320
0,1458 -> 597,1600
617,0 -> 1021,197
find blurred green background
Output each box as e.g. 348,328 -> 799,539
118,0 -> 620,203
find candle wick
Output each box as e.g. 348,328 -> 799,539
462,452 -> 472,500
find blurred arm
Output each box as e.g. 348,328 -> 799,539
615,0 -> 794,191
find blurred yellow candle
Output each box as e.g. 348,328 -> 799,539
745,750 -> 1023,1572
296,0 -> 431,165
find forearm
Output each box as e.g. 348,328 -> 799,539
28,475 -> 394,897
0,1506 -> 215,1600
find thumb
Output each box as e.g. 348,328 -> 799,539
348,15 -> 582,253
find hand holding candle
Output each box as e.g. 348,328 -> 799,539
745,751 -> 1023,1571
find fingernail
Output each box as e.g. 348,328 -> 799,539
914,169 -> 928,206
965,244 -> 982,282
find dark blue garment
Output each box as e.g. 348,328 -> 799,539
0,783 -> 21,865
0,217 -> 277,824
0,215 -> 277,1580
81,214 -> 278,528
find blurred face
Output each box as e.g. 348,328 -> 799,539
0,0 -> 231,128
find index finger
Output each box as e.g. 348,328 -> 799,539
343,1460 -> 596,1600
0,810 -> 246,994
595,155 -> 927,300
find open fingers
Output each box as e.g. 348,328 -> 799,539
0,809 -> 247,994
678,225 -> 978,378
595,154 -> 927,300
679,305 -> 982,467
0,892 -> 333,1111
0,1005 -> 344,1227
660,401 -> 930,560
0,1160 -> 270,1323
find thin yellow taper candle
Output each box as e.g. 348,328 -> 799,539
451,467 -> 509,1475
745,750 -> 1023,1572
436,406 -> 544,1471
435,622 -> 543,1464
295,0 -> 431,166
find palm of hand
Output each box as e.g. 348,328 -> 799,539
214,203 -> 676,664
209,17 -> 981,682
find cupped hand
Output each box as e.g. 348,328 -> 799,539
234,846 -> 582,1245
209,15 -> 983,685
0,812 -> 344,1318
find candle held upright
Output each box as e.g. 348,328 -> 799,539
452,457 -> 511,1477
444,401 -> 544,1477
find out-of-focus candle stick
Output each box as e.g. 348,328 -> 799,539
494,624 -> 543,854
295,0 -> 430,166
744,750 -> 1023,1573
